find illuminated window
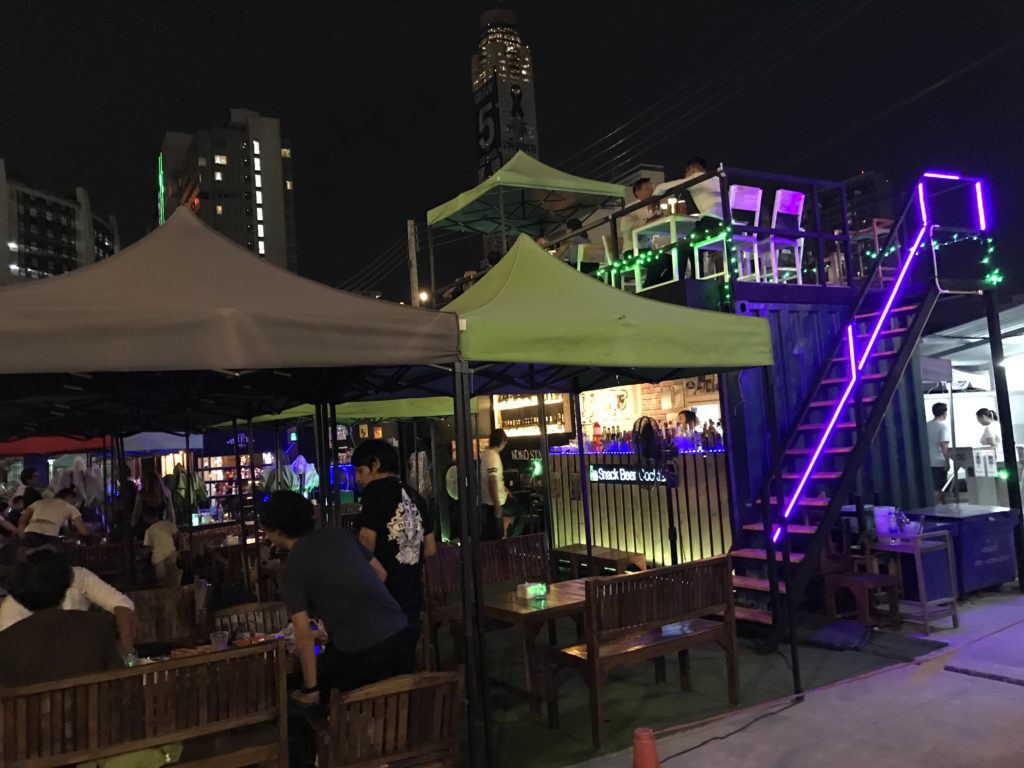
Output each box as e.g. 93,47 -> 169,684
214,171 -> 223,181
253,140 -> 261,155
255,191 -> 263,204
258,240 -> 266,255
257,224 -> 264,237
198,157 -> 207,167
216,205 -> 224,215
281,147 -> 292,158
256,207 -> 264,221
285,180 -> 293,190
254,157 -> 261,171
255,174 -> 262,188
214,154 -> 228,165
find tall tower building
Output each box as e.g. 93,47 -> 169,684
471,9 -> 539,180
158,108 -> 298,272
0,158 -> 119,284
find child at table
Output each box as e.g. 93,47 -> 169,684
142,507 -> 180,586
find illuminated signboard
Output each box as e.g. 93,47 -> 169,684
588,465 -> 666,485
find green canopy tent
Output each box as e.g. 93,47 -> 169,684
244,396 -> 479,425
443,234 -> 773,383
427,151 -> 624,251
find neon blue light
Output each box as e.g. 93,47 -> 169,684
975,181 -> 987,231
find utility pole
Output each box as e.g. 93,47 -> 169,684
407,219 -> 420,306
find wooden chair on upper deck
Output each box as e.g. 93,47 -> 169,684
68,542 -> 130,583
312,671 -> 463,768
546,556 -> 739,747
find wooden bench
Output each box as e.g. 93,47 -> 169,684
129,581 -> 209,647
546,556 -> 738,747
312,671 -> 463,767
553,543 -> 647,577
0,641 -> 288,767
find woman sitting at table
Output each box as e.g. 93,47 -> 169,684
17,487 -> 93,547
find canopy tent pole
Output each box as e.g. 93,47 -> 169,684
452,360 -> 491,768
184,430 -> 192,528
535,395 -> 554,553
243,416 -> 256,597
427,219 -> 437,301
498,186 -> 508,255
428,418 -> 445,539
318,402 -> 330,511
984,290 -> 1024,591
232,418 -> 243,509
311,403 -> 324,508
329,402 -> 339,513
570,393 -> 595,573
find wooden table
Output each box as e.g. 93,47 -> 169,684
482,578 -> 589,717
553,543 -> 648,577
868,530 -> 959,635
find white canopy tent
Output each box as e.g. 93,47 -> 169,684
0,208 -> 459,374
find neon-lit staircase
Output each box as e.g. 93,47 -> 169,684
730,171 -> 991,639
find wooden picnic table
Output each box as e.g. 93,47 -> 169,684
481,578 -> 589,717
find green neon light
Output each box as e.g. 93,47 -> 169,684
157,153 -> 165,225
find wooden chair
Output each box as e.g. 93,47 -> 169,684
312,671 -> 463,768
129,581 -> 209,647
213,600 -> 290,636
824,570 -> 900,628
478,532 -> 550,585
68,543 -> 130,581
0,641 -> 288,767
547,556 -> 739,747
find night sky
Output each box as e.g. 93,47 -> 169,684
3,1 -> 1023,298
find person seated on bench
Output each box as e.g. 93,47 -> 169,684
0,549 -> 124,686
260,491 -> 412,710
0,542 -> 137,655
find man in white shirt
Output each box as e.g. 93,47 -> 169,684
620,178 -> 658,249
479,429 -> 511,541
926,402 -> 952,503
0,549 -> 136,654
18,488 -> 93,546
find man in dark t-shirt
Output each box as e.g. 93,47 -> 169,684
354,440 -> 436,644
260,491 -> 410,709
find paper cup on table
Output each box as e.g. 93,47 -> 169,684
210,631 -> 230,651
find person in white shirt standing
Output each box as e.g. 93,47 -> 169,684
142,507 -> 180,586
926,402 -> 952,503
976,408 -> 1002,449
479,429 -> 511,541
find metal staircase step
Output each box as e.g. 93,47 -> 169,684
857,327 -> 905,340
781,471 -> 842,480
786,446 -> 853,456
796,421 -> 856,431
733,575 -> 787,593
742,523 -> 817,535
760,496 -> 830,509
809,396 -> 877,408
833,349 -> 898,363
732,548 -> 806,563
734,606 -> 775,624
822,372 -> 885,385
855,304 -> 918,320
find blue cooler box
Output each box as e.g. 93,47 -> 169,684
914,504 -> 1021,598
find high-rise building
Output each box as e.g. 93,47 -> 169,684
471,9 -> 539,180
158,108 -> 298,272
0,158 -> 119,283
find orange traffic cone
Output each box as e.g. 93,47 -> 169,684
633,727 -> 660,768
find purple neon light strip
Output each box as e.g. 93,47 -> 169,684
923,171 -> 961,180
975,181 -> 987,231
917,183 -> 928,226
773,325 -> 857,542
858,225 -> 927,370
